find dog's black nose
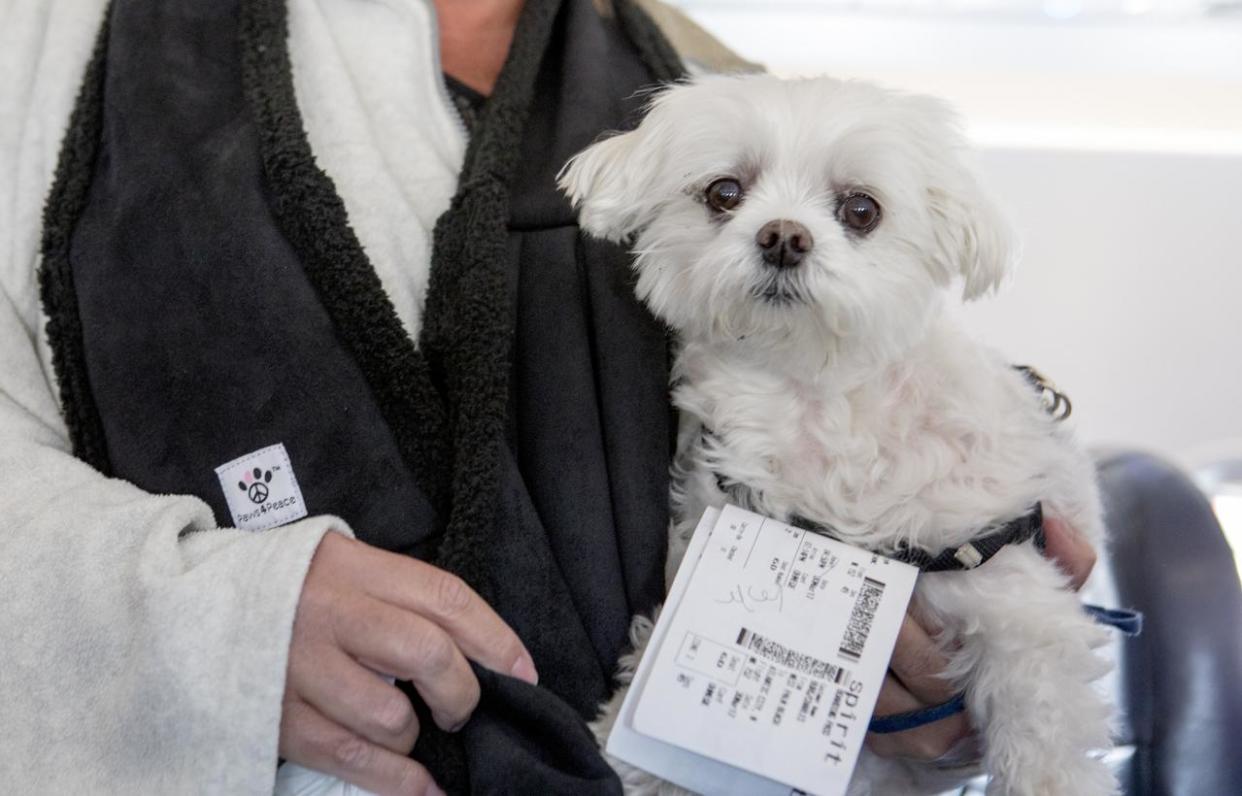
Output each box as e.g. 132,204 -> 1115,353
755,220 -> 813,269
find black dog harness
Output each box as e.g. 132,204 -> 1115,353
791,504 -> 1047,574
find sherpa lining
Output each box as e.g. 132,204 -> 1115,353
37,5 -> 113,474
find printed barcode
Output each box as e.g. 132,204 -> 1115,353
737,627 -> 849,683
838,576 -> 886,661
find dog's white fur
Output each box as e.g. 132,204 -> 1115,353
559,74 -> 1116,796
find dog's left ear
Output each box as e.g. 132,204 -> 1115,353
557,124 -> 663,243
926,170 -> 1017,301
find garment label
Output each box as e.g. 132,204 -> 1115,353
215,443 -> 308,531
608,504 -> 919,796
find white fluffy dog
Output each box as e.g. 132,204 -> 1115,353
559,74 -> 1115,796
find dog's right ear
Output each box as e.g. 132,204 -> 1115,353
557,126 -> 661,243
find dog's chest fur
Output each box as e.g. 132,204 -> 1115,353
672,320 -> 1064,558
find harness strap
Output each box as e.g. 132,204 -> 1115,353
1083,603 -> 1144,636
789,504 -> 1046,574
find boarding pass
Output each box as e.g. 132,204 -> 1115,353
607,504 -> 919,796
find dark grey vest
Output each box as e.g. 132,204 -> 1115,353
40,0 -> 683,791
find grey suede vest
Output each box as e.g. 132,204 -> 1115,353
40,0 -> 683,791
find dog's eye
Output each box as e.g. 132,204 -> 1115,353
705,178 -> 744,212
837,193 -> 881,234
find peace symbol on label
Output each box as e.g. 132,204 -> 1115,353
248,482 -> 270,504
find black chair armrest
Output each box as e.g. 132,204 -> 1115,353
1096,450 -> 1242,796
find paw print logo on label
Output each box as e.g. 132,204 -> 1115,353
239,467 -> 274,504
214,443 -> 308,531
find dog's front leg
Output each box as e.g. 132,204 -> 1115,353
919,546 -> 1117,796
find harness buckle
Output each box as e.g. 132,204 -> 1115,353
953,543 -> 984,569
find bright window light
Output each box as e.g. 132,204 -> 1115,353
667,1 -> 1242,154
674,0 -> 1240,21
1211,494 -> 1242,579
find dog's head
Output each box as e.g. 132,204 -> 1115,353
559,74 -> 1015,357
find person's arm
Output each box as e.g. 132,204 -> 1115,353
0,281 -> 348,791
3,5 -> 332,790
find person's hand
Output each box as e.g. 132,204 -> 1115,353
866,513 -> 1096,762
279,533 -> 539,795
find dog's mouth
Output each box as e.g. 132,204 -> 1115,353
751,272 -> 809,306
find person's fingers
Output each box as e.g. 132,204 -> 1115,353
290,646 -> 419,754
335,595 -> 482,731
340,539 -> 539,684
870,617 -> 972,761
866,674 -> 972,762
1042,513 -> 1097,590
872,670 -> 923,716
886,615 -> 958,705
279,698 -> 443,796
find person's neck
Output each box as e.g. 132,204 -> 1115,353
435,0 -> 526,96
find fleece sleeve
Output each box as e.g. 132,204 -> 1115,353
0,3 -> 351,792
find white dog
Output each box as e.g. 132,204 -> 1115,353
559,74 -> 1115,796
